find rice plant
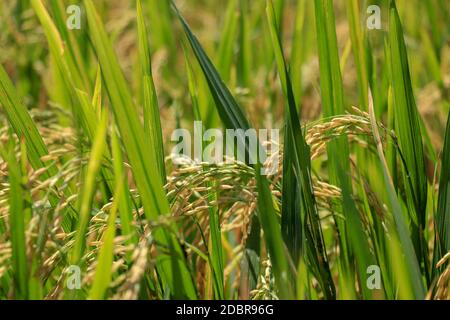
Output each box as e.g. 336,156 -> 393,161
0,0 -> 449,300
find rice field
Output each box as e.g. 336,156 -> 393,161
0,0 -> 449,300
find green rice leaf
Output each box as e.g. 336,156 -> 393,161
217,0 -> 239,83
89,164 -> 124,300
0,140 -> 29,299
255,164 -> 294,299
389,0 -> 427,227
137,0 -> 166,183
71,111 -> 109,265
172,3 -> 251,133
435,107 -> 450,261
368,83 -> 425,299
111,124 -> 138,247
267,0 -> 335,299
0,65 -> 54,177
346,0 -> 369,110
83,0 -> 197,299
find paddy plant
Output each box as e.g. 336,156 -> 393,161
0,0 -> 448,300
